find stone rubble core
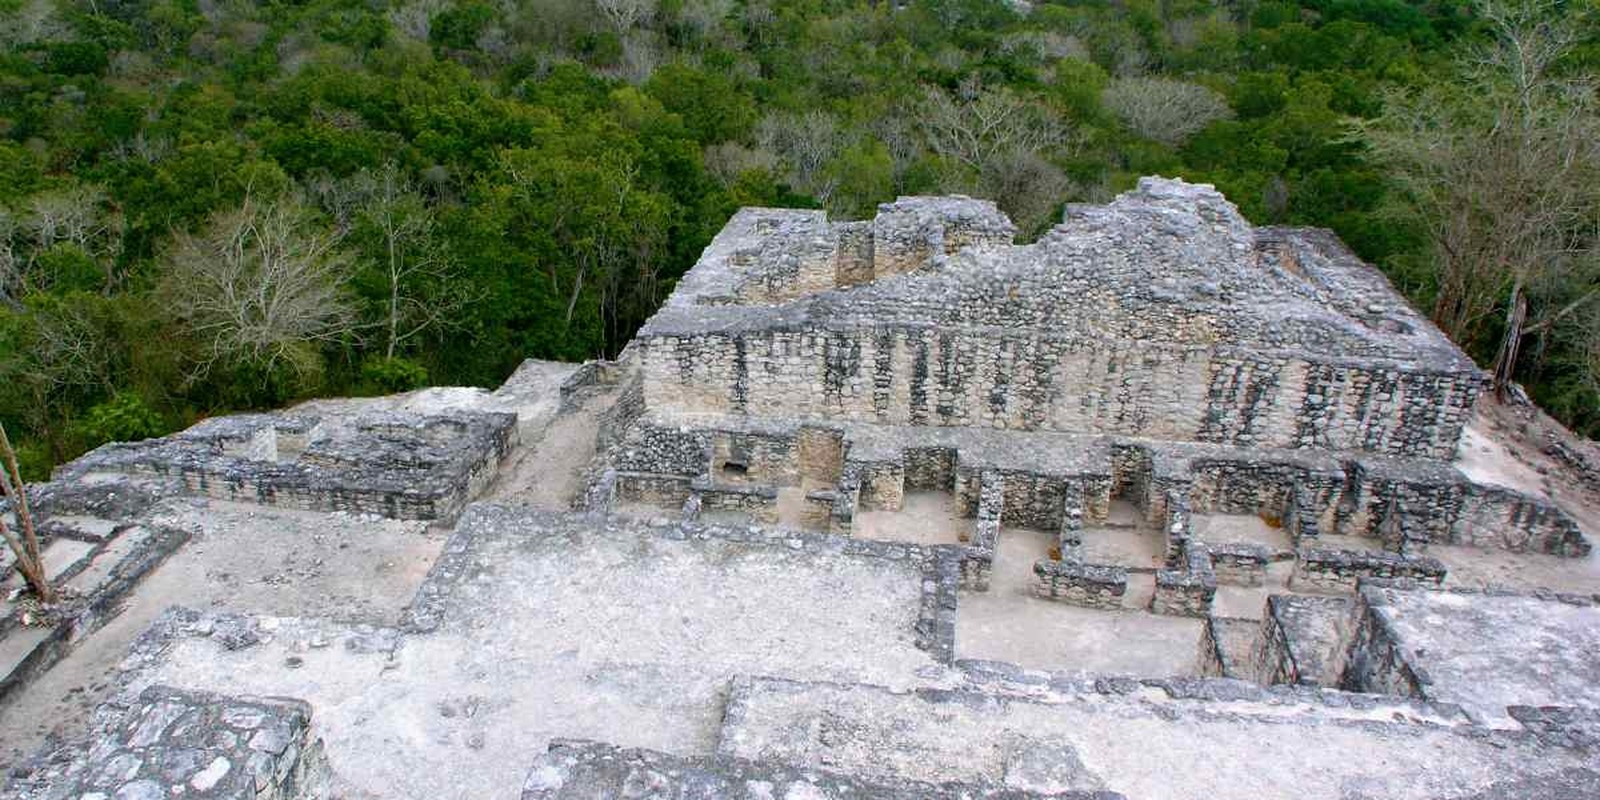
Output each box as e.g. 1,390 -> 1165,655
3,177 -> 1599,800
9,685 -> 326,800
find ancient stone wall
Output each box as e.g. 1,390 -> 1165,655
1291,549 -> 1447,591
1033,561 -> 1127,609
640,331 -> 1479,458
639,180 -> 1485,459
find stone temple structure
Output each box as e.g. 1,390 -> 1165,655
2,178 -> 1598,799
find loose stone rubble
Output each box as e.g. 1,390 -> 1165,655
2,177 -> 1598,799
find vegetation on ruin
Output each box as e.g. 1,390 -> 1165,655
0,0 -> 1597,477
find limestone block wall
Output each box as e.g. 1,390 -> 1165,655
21,685 -> 327,799
1034,561 -> 1127,609
1451,487 -> 1589,556
1151,544 -> 1217,617
616,473 -> 694,507
697,482 -> 780,524
1210,543 -> 1270,587
1342,599 -> 1427,698
640,329 -> 1479,459
1291,548 -> 1446,591
605,414 -> 1589,560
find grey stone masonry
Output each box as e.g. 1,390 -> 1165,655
1292,547 -> 1446,591
638,178 -> 1482,459
6,685 -> 326,800
56,409 -> 516,520
1343,584 -> 1600,726
521,739 -> 1123,800
1151,543 -> 1217,617
1033,561 -> 1128,609
1256,595 -> 1356,687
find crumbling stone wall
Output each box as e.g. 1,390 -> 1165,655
1292,549 -> 1446,592
639,180 -> 1485,459
1034,561 -> 1127,609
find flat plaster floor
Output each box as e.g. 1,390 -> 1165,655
1367,587 -> 1600,727
0,499 -> 442,766
123,507 -> 942,800
956,527 -> 1202,676
1433,543 -> 1600,595
1076,524 -> 1167,572
854,491 -> 972,546
717,676 -> 1597,800
1191,513 -> 1295,552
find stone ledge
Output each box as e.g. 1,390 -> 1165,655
523,738 -> 1122,800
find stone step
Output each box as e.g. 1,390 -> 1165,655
522,739 -> 1122,799
713,673 -> 1596,800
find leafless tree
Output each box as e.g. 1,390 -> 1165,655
0,0 -> 70,47
919,81 -> 1074,175
757,110 -> 843,203
999,31 -> 1090,62
595,0 -> 656,35
702,142 -> 780,187
1101,76 -> 1233,146
0,211 -> 20,309
676,0 -> 733,42
25,187 -> 110,251
597,31 -> 661,84
388,0 -> 450,41
159,195 -> 358,381
0,424 -> 53,605
1354,0 -> 1598,397
353,164 -> 480,360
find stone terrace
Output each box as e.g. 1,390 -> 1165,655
3,178 -> 1599,799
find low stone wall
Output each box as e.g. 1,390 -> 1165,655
1198,616 -> 1259,680
695,481 -> 780,524
594,374 -> 644,454
1291,548 -> 1446,592
60,411 -> 517,521
558,358 -> 624,412
615,472 -> 694,507
1209,542 -> 1270,587
1453,486 -> 1589,556
407,505 -> 962,662
1033,561 -> 1128,609
960,472 -> 1005,591
1151,546 -> 1217,617
856,460 -> 905,511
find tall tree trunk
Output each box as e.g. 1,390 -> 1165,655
1491,280 -> 1527,400
0,424 -> 53,603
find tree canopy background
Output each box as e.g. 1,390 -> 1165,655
1,0 -> 1596,478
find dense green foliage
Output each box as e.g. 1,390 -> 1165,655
1,0 -> 1596,478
